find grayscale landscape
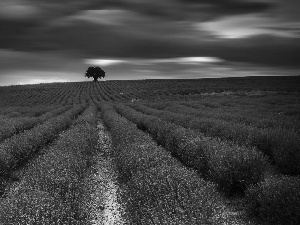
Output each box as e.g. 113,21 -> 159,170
0,0 -> 300,224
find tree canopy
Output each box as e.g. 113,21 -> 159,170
85,66 -> 105,82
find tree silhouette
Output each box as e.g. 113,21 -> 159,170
85,66 -> 105,82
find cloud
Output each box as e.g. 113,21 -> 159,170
197,14 -> 300,39
0,5 -> 37,20
85,59 -> 128,66
0,0 -> 299,71
36,10 -> 204,58
0,0 -> 41,20
85,57 -> 224,67
57,9 -> 135,27
181,0 -> 273,17
0,49 -> 82,71
172,57 -> 224,64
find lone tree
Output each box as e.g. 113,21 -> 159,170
85,66 -> 105,82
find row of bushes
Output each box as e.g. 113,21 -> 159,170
161,100 -> 300,132
95,81 -> 143,102
246,175 -> 300,224
97,82 -> 125,101
0,105 -> 54,117
30,84 -> 90,106
130,103 -> 300,175
94,82 -> 112,101
146,99 -> 299,131
73,103 -> 97,125
0,105 -> 99,224
97,102 -> 229,224
0,105 -> 72,142
122,103 -> 300,224
104,83 -> 134,101
116,103 -> 270,195
87,84 -> 105,102
0,104 -> 86,176
0,83 -> 82,107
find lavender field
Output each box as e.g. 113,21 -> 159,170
0,76 -> 299,224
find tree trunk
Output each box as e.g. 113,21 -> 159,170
93,77 -> 98,82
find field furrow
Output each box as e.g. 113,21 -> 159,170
82,121 -> 128,225
0,105 -> 72,143
129,102 -> 300,175
113,103 -> 270,195
115,102 -> 300,224
0,104 -> 86,178
0,105 -> 99,224
149,100 -> 300,131
97,102 -> 253,224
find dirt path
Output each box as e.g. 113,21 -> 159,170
83,122 -> 128,225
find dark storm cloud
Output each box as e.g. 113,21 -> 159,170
87,0 -> 274,21
0,0 -> 299,69
209,36 -> 300,67
0,0 -> 278,25
182,0 -> 273,14
40,12 -> 300,67
98,0 -> 274,19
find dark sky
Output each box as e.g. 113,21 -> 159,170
0,0 -> 299,85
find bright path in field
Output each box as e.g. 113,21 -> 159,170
87,122 -> 127,225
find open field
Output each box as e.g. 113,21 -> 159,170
0,76 -> 300,224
